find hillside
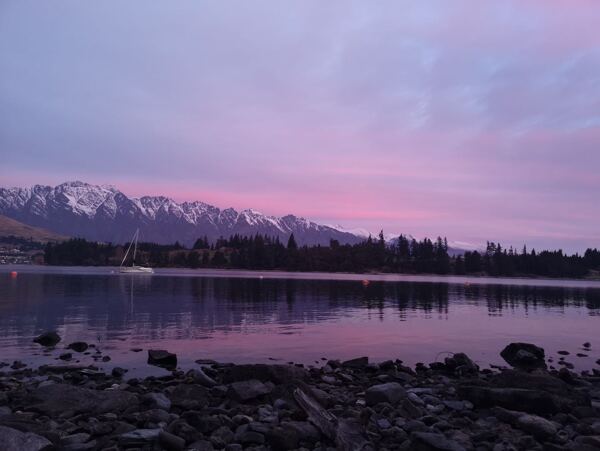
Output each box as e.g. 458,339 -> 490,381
0,214 -> 67,243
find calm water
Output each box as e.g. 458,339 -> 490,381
1,266 -> 599,377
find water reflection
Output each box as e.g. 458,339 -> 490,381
0,271 -> 599,373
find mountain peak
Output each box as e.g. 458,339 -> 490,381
0,181 -> 365,247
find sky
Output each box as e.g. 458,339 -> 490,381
1,1 -> 600,252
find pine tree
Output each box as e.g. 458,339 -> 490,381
287,233 -> 298,250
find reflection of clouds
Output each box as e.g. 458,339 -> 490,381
0,274 -> 599,350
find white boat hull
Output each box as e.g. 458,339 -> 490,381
119,266 -> 154,274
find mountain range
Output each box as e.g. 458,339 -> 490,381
0,181 -> 368,247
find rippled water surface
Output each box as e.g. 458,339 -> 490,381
1,266 -> 599,376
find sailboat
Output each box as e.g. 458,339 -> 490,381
119,229 -> 154,274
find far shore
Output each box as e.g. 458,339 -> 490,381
3,263 -> 600,288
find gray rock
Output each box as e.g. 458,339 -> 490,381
142,392 -> 172,411
267,425 -> 299,450
411,431 -> 466,451
341,356 -> 369,368
61,433 -> 91,445
228,379 -> 272,401
516,414 -> 557,438
458,385 -> 572,415
33,331 -> 61,347
167,384 -> 208,409
188,439 -> 215,451
148,349 -> 177,368
365,382 -> 406,406
0,425 -> 53,451
119,428 -> 161,446
444,353 -> 479,376
223,364 -> 308,384
210,426 -> 234,448
67,341 -> 89,352
500,343 -> 546,370
188,368 -> 217,387
283,421 -> 320,443
26,383 -> 138,416
159,430 -> 186,450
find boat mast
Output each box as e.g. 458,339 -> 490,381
132,228 -> 139,266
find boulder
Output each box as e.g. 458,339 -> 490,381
148,349 -> 177,368
228,379 -> 272,401
33,331 -> 61,347
500,343 -> 546,370
0,425 -> 53,451
365,382 -> 406,406
341,356 -> 369,368
443,353 -> 479,376
26,383 -> 138,417
67,341 -> 89,353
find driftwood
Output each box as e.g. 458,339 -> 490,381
293,387 -> 372,451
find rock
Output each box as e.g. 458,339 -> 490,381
142,392 -> 172,411
557,350 -> 570,355
159,430 -> 186,451
500,342 -> 546,370
33,331 -> 61,347
342,356 -> 369,368
365,382 -> 406,406
458,386 -> 571,415
222,364 -> 307,384
411,431 -> 466,451
267,425 -> 299,450
59,353 -> 72,361
112,367 -> 127,378
188,368 -> 217,387
188,440 -> 215,451
26,383 -> 138,416
583,342 -> 591,348
0,425 -> 53,451
168,384 -> 208,409
283,421 -> 320,444
210,426 -> 234,448
10,361 -> 26,370
148,349 -> 177,368
228,379 -> 272,401
61,433 -> 91,445
68,341 -> 89,352
575,436 -> 600,448
516,413 -> 557,438
119,428 -> 161,446
444,353 -> 479,376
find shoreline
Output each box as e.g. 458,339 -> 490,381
4,264 -> 600,289
1,337 -> 599,450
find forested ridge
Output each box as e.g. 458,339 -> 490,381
44,232 -> 600,279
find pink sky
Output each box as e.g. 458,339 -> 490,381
1,1 -> 600,252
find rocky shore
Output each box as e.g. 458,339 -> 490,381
1,336 -> 599,451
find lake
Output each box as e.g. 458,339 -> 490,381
1,265 -> 599,377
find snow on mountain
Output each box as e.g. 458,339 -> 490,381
0,181 -> 364,246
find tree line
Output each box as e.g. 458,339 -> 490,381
43,232 -> 600,278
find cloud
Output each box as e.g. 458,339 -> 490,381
1,0 -> 599,252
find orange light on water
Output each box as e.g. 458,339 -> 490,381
362,279 -> 370,287
10,271 -> 18,278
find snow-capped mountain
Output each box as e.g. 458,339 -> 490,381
0,181 -> 365,246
